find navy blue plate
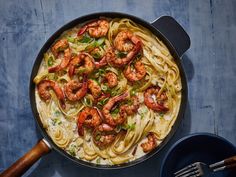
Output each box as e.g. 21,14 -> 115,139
160,133 -> 236,177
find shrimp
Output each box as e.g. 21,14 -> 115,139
106,41 -> 142,68
68,53 -> 95,78
77,107 -> 102,136
120,96 -> 139,116
88,79 -> 102,98
96,93 -> 111,105
141,133 -> 157,153
64,76 -> 87,102
94,47 -> 118,69
144,87 -> 169,112
102,92 -> 129,126
93,123 -> 116,148
123,60 -> 146,82
95,56 -> 107,69
49,39 -> 71,73
104,72 -> 118,88
78,19 -> 109,38
114,30 -> 141,52
37,80 -> 65,109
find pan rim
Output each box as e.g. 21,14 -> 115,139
29,11 -> 188,169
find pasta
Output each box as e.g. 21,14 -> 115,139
34,17 -> 182,165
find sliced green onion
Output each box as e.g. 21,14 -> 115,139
83,97 -> 93,107
79,34 -> 93,43
95,37 -> 105,47
67,36 -> 76,43
116,52 -> 127,58
112,108 -> 119,114
96,158 -> 101,164
76,68 -> 87,74
54,110 -> 61,117
121,123 -> 136,131
68,148 -> 76,156
130,89 -> 136,96
52,118 -> 62,126
101,84 -> 108,91
95,134 -> 101,141
92,52 -> 101,59
97,97 -> 109,107
47,73 -> 57,81
47,57 -> 54,66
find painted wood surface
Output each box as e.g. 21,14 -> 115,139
0,0 -> 235,176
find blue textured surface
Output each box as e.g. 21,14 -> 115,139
0,0 -> 236,177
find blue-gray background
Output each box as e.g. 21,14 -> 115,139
0,0 -> 235,176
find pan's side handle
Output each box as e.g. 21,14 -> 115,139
151,16 -> 190,57
0,139 -> 51,177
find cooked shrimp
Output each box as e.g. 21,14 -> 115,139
104,31 -> 143,68
104,72 -> 118,88
114,30 -> 141,52
144,87 -> 169,112
120,96 -> 139,116
106,42 -> 142,68
93,123 -> 116,148
95,56 -> 107,69
49,39 -> 71,73
68,53 -> 95,78
78,19 -> 109,38
64,76 -> 87,101
37,80 -> 65,109
51,39 -> 69,57
141,133 -> 157,153
95,48 -> 116,69
102,92 -> 129,126
88,79 -> 102,98
96,93 -> 111,104
77,107 -> 102,136
123,60 -> 146,82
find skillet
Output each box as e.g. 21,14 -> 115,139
1,12 -> 190,177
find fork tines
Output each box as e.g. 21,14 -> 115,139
174,162 -> 201,177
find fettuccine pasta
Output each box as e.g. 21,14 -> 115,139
34,17 -> 181,165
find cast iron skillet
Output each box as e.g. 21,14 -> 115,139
1,12 -> 190,177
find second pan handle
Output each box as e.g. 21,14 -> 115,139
151,16 -> 190,57
0,139 -> 51,177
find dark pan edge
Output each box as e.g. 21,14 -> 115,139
29,11 -> 188,169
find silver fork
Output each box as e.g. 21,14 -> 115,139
174,155 -> 236,177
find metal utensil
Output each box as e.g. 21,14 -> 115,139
174,155 -> 236,177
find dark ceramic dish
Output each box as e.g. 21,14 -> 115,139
160,133 -> 236,177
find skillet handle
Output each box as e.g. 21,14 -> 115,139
0,139 -> 51,177
151,16 -> 190,57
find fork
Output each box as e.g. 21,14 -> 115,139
174,155 -> 236,177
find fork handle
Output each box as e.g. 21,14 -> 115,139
209,155 -> 236,170
224,155 -> 236,165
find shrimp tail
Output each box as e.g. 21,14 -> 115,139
78,124 -> 84,136
77,26 -> 88,36
95,56 -> 107,69
48,65 -> 61,73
